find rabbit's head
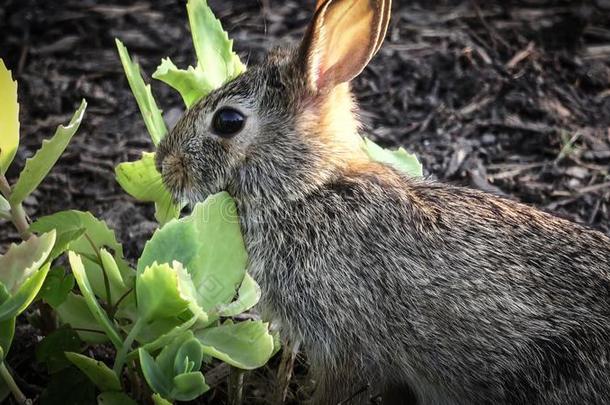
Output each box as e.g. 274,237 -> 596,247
156,0 -> 391,203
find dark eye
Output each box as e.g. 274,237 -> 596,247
211,107 -> 245,138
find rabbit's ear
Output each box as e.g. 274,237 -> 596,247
299,0 -> 391,92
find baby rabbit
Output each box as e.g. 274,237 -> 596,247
156,0 -> 610,403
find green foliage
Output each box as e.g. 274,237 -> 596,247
9,100 -> 87,205
0,231 -> 55,294
39,266 -> 74,308
139,332 -> 209,402
36,326 -> 83,373
97,392 -> 137,405
363,138 -> 423,178
0,60 -> 19,175
115,40 -> 167,145
65,352 -> 121,392
196,320 -> 274,370
115,152 -> 181,225
138,193 -> 247,315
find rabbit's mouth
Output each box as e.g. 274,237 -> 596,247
158,151 -> 194,203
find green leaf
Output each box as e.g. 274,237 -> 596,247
68,251 -> 123,349
97,392 -> 137,405
171,372 -> 209,401
39,266 -> 75,308
152,58 -> 213,108
30,210 -> 125,264
136,262 -> 190,322
187,0 -> 245,89
115,39 -> 167,145
115,153 -> 181,225
216,272 -> 260,317
36,325 -> 83,373
40,366 -> 96,405
139,349 -> 172,398
174,338 -> 203,375
0,195 -> 9,219
139,192 -> 247,317
9,100 -> 86,205
0,318 -> 15,357
152,394 -> 173,405
363,138 -> 423,178
30,210 -> 134,299
0,262 -> 50,322
65,352 -> 121,392
99,249 -> 128,294
0,59 -> 19,175
56,293 -> 108,344
0,230 -> 55,294
195,320 -> 274,369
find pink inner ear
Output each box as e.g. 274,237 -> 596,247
306,0 -> 380,92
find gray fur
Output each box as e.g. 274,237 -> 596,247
156,36 -> 610,405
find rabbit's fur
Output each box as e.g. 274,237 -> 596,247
156,0 -> 610,403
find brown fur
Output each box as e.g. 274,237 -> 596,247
156,1 -> 610,403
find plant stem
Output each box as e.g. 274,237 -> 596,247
0,174 -> 32,240
113,318 -> 145,375
228,367 -> 245,405
0,362 -> 28,404
273,339 -> 300,405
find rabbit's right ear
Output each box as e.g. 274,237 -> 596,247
299,0 -> 391,93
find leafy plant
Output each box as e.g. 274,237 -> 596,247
0,59 -> 87,403
0,0 -> 421,403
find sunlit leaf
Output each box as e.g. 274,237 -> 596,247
115,152 -> 181,225
65,352 -> 121,392
139,192 -> 247,318
115,39 -> 167,145
68,251 -> 123,349
0,59 -> 19,175
195,320 -> 274,369
0,231 -> 55,294
152,58 -> 213,108
31,210 -> 134,299
9,100 -> 86,205
187,0 -> 245,89
136,262 -> 190,322
0,262 -> 50,322
171,372 -> 209,401
363,137 -> 423,178
216,273 -> 260,317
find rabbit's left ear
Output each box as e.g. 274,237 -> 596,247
300,0 -> 391,93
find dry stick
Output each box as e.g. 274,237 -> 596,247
273,340 -> 300,405
228,367 -> 245,405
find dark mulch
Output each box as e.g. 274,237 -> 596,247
1,0 -> 609,403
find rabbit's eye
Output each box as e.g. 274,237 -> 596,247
212,107 -> 245,138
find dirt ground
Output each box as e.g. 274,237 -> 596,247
1,0 -> 609,403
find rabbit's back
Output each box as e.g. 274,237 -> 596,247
238,161 -> 610,404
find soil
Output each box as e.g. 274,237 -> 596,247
1,0 -> 609,404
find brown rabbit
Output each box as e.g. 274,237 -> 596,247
156,0 -> 610,403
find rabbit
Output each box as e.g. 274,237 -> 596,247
155,0 -> 610,403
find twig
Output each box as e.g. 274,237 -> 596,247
506,42 -> 535,70
273,340 -> 300,405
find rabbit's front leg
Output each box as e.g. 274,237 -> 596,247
310,364 -> 371,405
